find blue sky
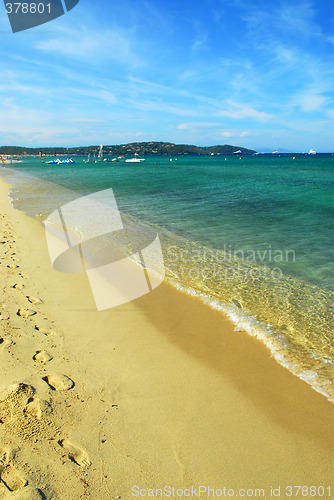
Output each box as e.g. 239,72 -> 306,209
0,0 -> 333,151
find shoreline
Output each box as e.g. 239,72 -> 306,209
0,175 -> 333,498
3,165 -> 333,403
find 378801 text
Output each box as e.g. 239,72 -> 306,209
5,3 -> 51,14
285,485 -> 331,496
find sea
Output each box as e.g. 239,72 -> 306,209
1,153 -> 333,402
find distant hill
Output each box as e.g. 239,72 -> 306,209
0,142 -> 256,156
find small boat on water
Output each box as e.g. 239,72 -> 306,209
98,145 -> 103,162
308,149 -> 317,155
125,153 -> 145,163
125,158 -> 145,163
46,158 -> 75,165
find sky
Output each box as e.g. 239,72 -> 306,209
0,0 -> 333,151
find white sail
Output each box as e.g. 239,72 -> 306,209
98,145 -> 103,161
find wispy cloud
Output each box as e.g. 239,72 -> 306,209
296,92 -> 328,112
133,100 -> 197,117
68,88 -> 119,105
218,101 -> 273,121
34,24 -> 142,69
241,0 -> 328,46
62,118 -> 107,124
177,122 -> 223,130
221,131 -> 251,138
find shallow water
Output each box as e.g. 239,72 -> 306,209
1,153 -> 333,401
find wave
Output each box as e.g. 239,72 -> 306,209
2,167 -> 334,403
170,280 -> 334,403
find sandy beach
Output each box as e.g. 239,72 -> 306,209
0,174 -> 333,499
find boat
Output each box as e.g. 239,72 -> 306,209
125,158 -> 145,163
46,158 -> 75,165
125,153 -> 145,163
46,158 -> 61,164
98,145 -> 103,162
308,149 -> 316,155
233,150 -> 242,154
101,158 -> 117,162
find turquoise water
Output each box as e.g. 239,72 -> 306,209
1,154 -> 334,400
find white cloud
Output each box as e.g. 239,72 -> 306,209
133,100 -> 197,117
62,118 -> 107,124
34,24 -> 141,69
218,101 -> 273,121
192,36 -> 208,54
298,93 -> 327,112
177,122 -> 223,130
221,131 -> 251,138
220,132 -> 233,137
0,81 -> 50,95
68,88 -> 118,105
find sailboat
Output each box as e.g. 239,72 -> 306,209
98,145 -> 103,162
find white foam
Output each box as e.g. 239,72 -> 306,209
171,280 -> 334,404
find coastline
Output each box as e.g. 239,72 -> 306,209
0,175 -> 333,498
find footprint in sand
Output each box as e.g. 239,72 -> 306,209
0,384 -> 51,437
0,466 -> 28,492
7,264 -> 19,269
17,309 -> 37,319
26,296 -> 42,305
42,374 -> 74,391
3,486 -> 44,499
0,337 -> 12,351
0,384 -> 36,424
0,312 -> 10,321
13,283 -> 24,290
34,326 -> 55,337
58,439 -> 91,467
24,397 -> 51,420
0,446 -> 11,468
33,350 -> 53,364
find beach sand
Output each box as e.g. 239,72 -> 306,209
0,176 -> 333,499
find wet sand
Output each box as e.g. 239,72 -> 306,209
0,176 -> 333,499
